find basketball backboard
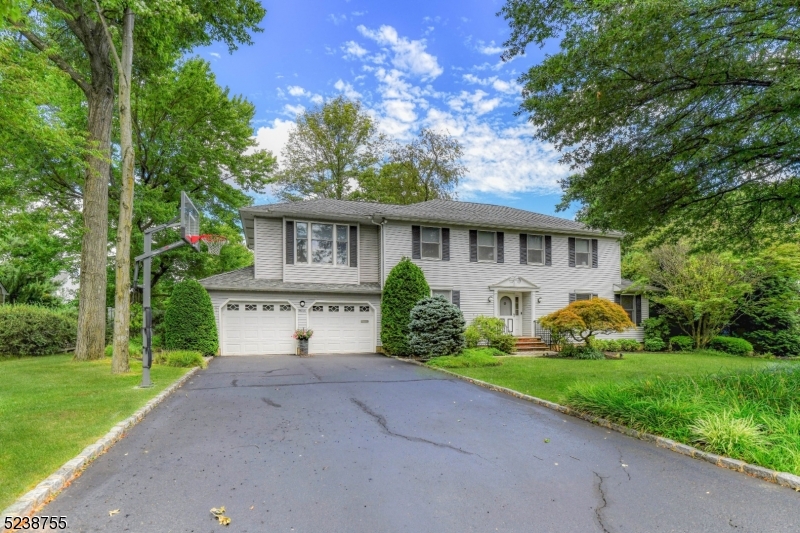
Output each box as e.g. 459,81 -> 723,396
180,191 -> 201,251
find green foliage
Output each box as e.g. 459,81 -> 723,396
164,350 -> 206,369
709,337 -> 754,357
670,336 -> 695,352
592,339 -> 621,352
408,296 -> 466,357
561,344 -> 605,360
468,315 -> 516,354
0,305 -> 77,356
380,258 -> 430,356
105,342 -> 142,359
164,280 -> 218,356
426,348 -> 504,369
690,411 -> 766,459
644,338 -> 667,352
501,0 -> 800,247
464,324 -> 481,348
642,317 -> 669,343
540,298 -> 633,346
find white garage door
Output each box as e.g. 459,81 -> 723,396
308,303 -> 375,354
222,302 -> 296,355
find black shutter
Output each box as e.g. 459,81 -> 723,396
614,294 -> 621,305
568,237 -> 575,267
469,230 -> 477,262
496,232 -> 504,263
519,233 -> 527,264
442,228 -> 450,261
635,295 -> 642,326
349,225 -> 358,268
545,236 -> 552,266
411,225 -> 421,259
452,290 -> 460,309
569,293 -> 576,304
592,239 -> 599,268
286,221 -> 294,265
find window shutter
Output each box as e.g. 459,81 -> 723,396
569,293 -> 576,304
442,228 -> 450,261
519,233 -> 527,264
452,290 -> 461,309
592,239 -> 599,268
349,225 -> 358,268
411,225 -> 421,259
286,221 -> 294,265
592,293 -> 598,299
496,231 -> 504,263
568,237 -> 575,267
614,294 -> 621,305
635,295 -> 642,326
545,236 -> 552,266
469,230 -> 477,262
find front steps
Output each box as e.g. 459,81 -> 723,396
513,336 -> 549,353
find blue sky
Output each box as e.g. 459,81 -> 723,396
197,0 -> 575,217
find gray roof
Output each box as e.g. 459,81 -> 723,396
240,198 -> 620,247
199,266 -> 382,294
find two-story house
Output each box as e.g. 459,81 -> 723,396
199,199 -> 648,355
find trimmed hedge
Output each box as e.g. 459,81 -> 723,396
408,296 -> 466,357
380,258 -> 430,356
593,338 -> 643,352
0,304 -> 77,356
164,280 -> 218,356
670,335 -> 695,351
709,336 -> 754,356
644,337 -> 667,352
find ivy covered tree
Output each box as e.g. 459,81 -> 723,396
164,279 -> 218,356
540,299 -> 633,348
380,258 -> 430,356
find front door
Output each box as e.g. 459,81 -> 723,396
498,292 -> 521,336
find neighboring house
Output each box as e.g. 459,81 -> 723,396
0,280 -> 7,304
199,199 -> 649,355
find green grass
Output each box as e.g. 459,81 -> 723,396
426,347 -> 504,368
0,354 -> 190,509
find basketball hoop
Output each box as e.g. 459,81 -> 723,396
198,234 -> 227,255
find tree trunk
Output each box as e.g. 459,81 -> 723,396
112,7 -> 135,374
74,35 -> 114,362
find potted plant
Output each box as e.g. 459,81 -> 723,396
293,329 -> 313,356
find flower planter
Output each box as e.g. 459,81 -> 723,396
298,339 -> 309,356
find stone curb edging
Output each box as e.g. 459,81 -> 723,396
1,366 -> 202,527
396,356 -> 800,493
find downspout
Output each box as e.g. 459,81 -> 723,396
370,214 -> 387,289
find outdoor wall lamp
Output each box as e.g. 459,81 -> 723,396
488,295 -> 494,303
537,297 -> 542,304
299,300 -> 305,308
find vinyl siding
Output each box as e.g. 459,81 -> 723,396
253,217 -> 283,280
360,224 -> 380,283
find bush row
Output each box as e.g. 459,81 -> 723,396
591,338 -> 642,352
0,304 -> 77,356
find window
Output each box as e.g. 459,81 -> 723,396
328,305 -> 340,312
432,289 -> 452,303
574,293 -> 594,301
279,304 -> 291,312
296,222 -> 308,263
226,303 -> 239,311
344,305 -> 355,312
421,227 -> 441,259
294,221 -> 349,265
359,305 -> 370,312
311,223 -> 333,264
263,304 -> 274,311
311,305 -> 323,312
528,235 -> 544,265
336,225 -> 348,265
477,231 -> 495,261
245,304 -> 257,311
620,295 -> 636,322
575,238 -> 590,267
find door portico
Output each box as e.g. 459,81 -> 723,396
489,276 -> 540,336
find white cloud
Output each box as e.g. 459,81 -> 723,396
448,90 -> 501,116
462,74 -> 521,95
351,10 -> 366,16
328,13 -> 347,25
334,79 -> 363,99
253,118 -> 294,161
310,94 -> 324,105
342,40 -> 369,59
357,25 -> 443,80
209,52 -> 221,59
477,40 -> 504,55
283,104 -> 306,117
384,99 -> 417,123
287,85 -> 307,97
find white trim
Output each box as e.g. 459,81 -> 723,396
357,223 -> 361,285
290,219 -> 352,268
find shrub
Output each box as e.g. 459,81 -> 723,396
709,336 -> 754,356
562,344 -> 605,360
540,298 -> 634,347
689,411 -> 766,458
464,325 -> 480,348
426,348 -> 503,368
164,350 -> 206,368
593,339 -> 622,352
164,280 -> 218,356
380,258 -> 430,356
619,339 -> 643,352
642,316 -> 669,343
644,337 -> 667,352
105,342 -> 142,359
408,296 -> 466,357
670,335 -> 695,351
470,315 -> 516,354
0,304 -> 77,356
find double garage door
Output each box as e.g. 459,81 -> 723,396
221,301 -> 374,355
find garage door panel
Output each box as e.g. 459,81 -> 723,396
222,302 -> 296,355
309,303 -> 374,354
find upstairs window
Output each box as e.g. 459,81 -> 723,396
295,221 -> 349,265
311,223 -> 333,264
575,238 -> 591,267
336,225 -> 348,265
421,227 -> 441,259
477,231 -> 495,262
528,235 -> 544,265
296,222 -> 308,263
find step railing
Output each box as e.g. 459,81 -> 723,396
533,320 -> 563,350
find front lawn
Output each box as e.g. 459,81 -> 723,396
0,355 -> 190,510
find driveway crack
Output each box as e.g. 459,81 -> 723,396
350,398 -> 472,455
593,471 -> 612,533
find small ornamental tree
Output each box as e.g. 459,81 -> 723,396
408,296 -> 466,357
381,257 -> 430,356
164,279 -> 219,356
540,299 -> 633,348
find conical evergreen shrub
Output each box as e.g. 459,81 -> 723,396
380,257 -> 430,356
409,296 -> 466,357
164,279 -> 218,356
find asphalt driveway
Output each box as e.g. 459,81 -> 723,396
43,354 -> 799,532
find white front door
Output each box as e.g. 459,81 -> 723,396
498,292 -> 522,336
308,303 -> 375,354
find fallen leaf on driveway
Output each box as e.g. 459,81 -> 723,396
544,438 -> 550,443
109,509 -> 120,517
211,506 -> 231,526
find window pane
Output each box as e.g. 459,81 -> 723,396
478,246 -> 494,261
529,235 -> 543,250
432,290 -> 451,302
576,238 -> 590,253
528,249 -> 543,264
576,252 -> 590,266
421,242 -> 440,259
575,293 -> 592,300
336,241 -> 348,265
336,225 -> 348,242
421,227 -> 440,243
311,239 -> 333,263
478,231 -> 494,246
312,223 -> 333,240
296,238 -> 308,263
296,222 -> 307,238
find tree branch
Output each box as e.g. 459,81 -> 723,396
14,24 -> 91,96
92,0 -> 123,80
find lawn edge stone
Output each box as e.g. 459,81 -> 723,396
1,366 -> 200,529
397,356 -> 800,494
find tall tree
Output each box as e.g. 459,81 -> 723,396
276,96 -> 386,200
388,128 -> 464,202
500,0 -> 800,248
